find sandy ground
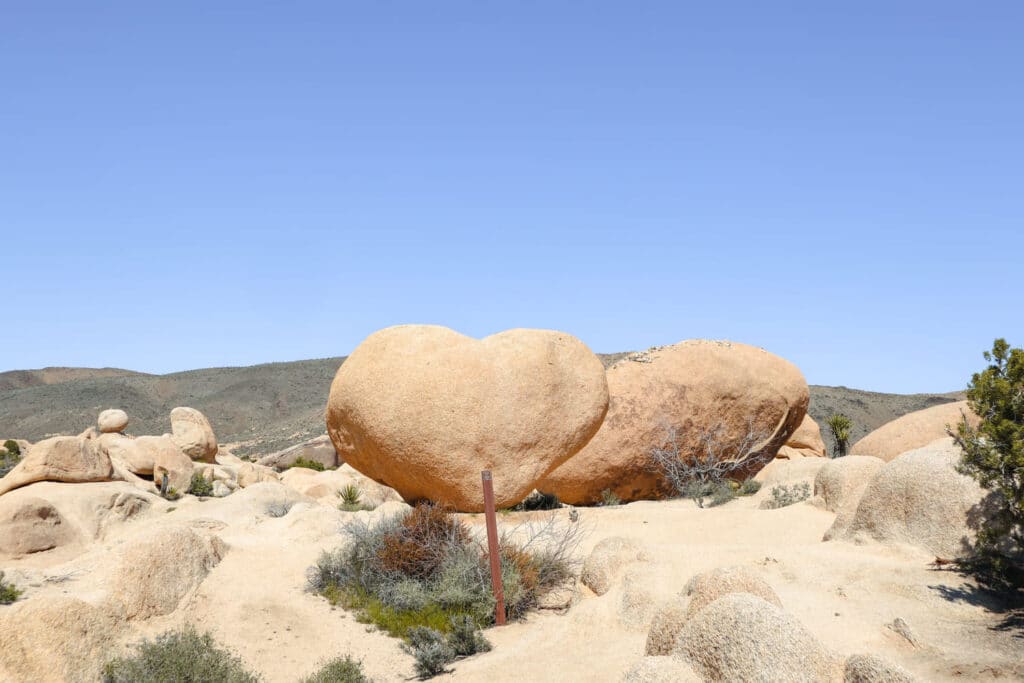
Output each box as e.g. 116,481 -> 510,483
3,466 -> 1022,683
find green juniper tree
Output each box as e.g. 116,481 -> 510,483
951,339 -> 1024,584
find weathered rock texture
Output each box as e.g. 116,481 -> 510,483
0,494 -> 79,555
683,565 -> 782,619
170,406 -> 219,462
541,340 -> 809,504
776,414 -> 827,459
0,434 -> 113,496
827,438 -> 988,557
581,536 -> 649,596
326,325 -> 609,511
675,593 -> 841,682
623,656 -> 702,682
850,401 -> 979,462
813,455 -> 885,532
844,653 -> 918,682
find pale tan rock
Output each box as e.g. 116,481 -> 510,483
99,432 -> 155,475
684,565 -> 782,619
777,414 -> 827,458
0,596 -> 125,683
813,455 -> 885,532
540,340 -> 809,504
676,593 -> 842,682
236,461 -> 280,488
170,406 -> 218,462
645,595 -> 689,655
258,434 -> 339,471
844,653 -> 918,682
581,536 -> 649,596
828,438 -> 987,557
0,435 -> 113,496
149,435 -> 195,494
0,494 -> 79,555
326,325 -> 609,511
851,401 -> 978,462
623,656 -> 702,682
281,464 -> 403,507
106,526 -> 228,620
97,408 -> 129,433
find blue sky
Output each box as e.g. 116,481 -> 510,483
2,2 -> 1021,393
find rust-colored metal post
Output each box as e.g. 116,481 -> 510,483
481,470 -> 506,626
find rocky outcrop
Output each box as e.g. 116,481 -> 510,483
258,434 -> 339,471
278,464 -> 402,507
776,414 -> 827,459
581,536 -> 649,596
683,565 -> 781,619
0,494 -> 79,555
827,438 -> 987,557
0,434 -> 114,496
170,407 -> 219,462
850,401 -> 978,462
326,325 -> 609,511
540,340 -> 809,505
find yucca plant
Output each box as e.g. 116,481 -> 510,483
826,414 -> 853,457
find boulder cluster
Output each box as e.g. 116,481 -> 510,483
326,326 -> 812,511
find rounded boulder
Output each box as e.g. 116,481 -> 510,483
170,407 -> 219,462
851,401 -> 978,462
97,409 -> 129,434
325,325 -> 609,511
540,340 -> 809,504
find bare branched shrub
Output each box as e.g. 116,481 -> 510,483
648,419 -> 775,508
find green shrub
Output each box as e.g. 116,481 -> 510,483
514,491 -> 562,511
739,478 -> 762,495
402,627 -> 453,679
289,457 -> 326,472
102,626 -> 261,683
308,503 -> 581,641
187,472 -> 215,497
762,482 -> 811,509
826,414 -> 853,457
2,439 -> 20,457
445,614 -> 491,657
0,441 -> 21,479
707,480 -> 737,507
952,339 -> 1024,585
0,571 -> 22,605
599,489 -> 621,506
300,655 -> 371,683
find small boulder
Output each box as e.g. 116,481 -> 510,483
676,593 -> 841,682
851,401 -> 979,462
844,653 -> 918,682
0,494 -> 79,555
99,433 -> 156,475
97,409 -> 129,434
235,461 -> 280,488
0,435 -> 113,496
684,565 -> 782,619
106,526 -> 227,620
776,415 -> 827,458
828,438 -> 987,557
280,464 -> 403,507
581,536 -> 649,596
623,656 -> 702,682
326,325 -> 609,511
148,435 -> 195,494
170,406 -> 218,462
258,434 -> 339,471
645,595 -> 689,655
814,456 -> 885,514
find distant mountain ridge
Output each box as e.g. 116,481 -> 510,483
0,356 -> 962,458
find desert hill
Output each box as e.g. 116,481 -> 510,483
0,354 -> 963,457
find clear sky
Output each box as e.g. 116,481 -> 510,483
2,2 -> 1021,393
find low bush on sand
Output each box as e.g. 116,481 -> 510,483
102,626 -> 261,683
401,616 -> 492,679
0,442 -> 20,478
301,655 -> 371,683
288,457 -> 327,471
762,482 -> 811,509
0,571 -> 22,604
187,472 -> 215,497
308,503 -> 580,643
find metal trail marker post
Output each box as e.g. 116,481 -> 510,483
481,470 -> 506,626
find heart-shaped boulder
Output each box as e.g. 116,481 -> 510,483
326,325 -> 609,511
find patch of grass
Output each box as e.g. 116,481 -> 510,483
289,457 -> 326,472
738,478 -> 762,496
0,571 -> 23,605
762,482 -> 811,509
599,489 -> 621,506
102,625 -> 261,683
300,655 -> 371,683
2,439 -> 20,457
187,472 -> 215,497
338,484 -> 375,512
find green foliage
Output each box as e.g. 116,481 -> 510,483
739,478 -> 762,495
308,502 -> 579,648
2,439 -> 20,457
187,472 -> 215,497
289,457 -> 326,471
102,626 -> 261,683
0,571 -> 23,605
402,627 -> 453,679
445,614 -> 492,657
599,489 -> 621,506
826,414 -> 853,457
762,482 -> 811,509
300,656 -> 371,683
338,484 -> 374,512
952,338 -> 1024,584
514,491 -> 562,511
707,480 -> 737,507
